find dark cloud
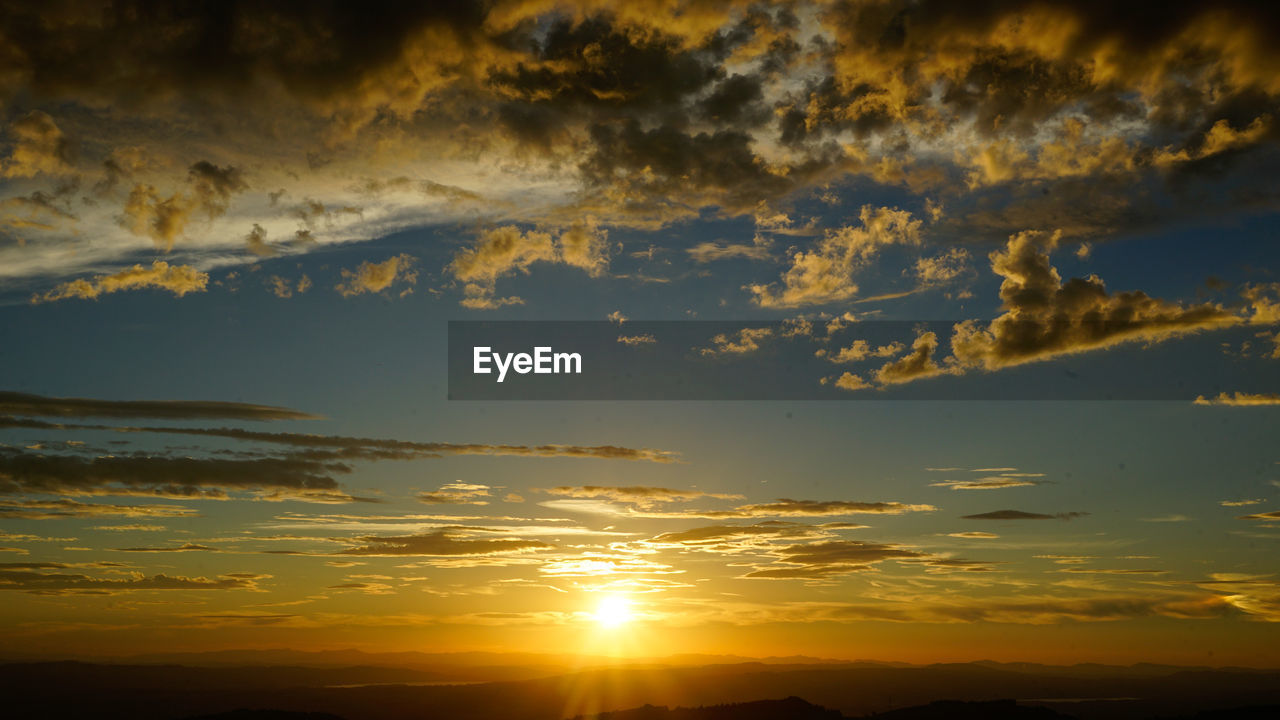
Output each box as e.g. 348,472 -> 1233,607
0,447 -> 349,500
744,539 -> 926,579
0,390 -> 317,420
336,530 -> 552,557
961,509 -> 1089,520
113,543 -> 218,553
578,119 -> 795,216
0,498 -> 197,520
950,231 -> 1238,370
0,566 -> 254,594
646,521 -> 826,546
719,499 -> 935,518
0,1 -> 493,117
0,412 -> 679,464
875,330 -> 946,385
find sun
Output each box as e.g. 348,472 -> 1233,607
592,594 -> 634,629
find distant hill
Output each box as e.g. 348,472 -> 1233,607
179,712 -> 347,720
4,658 -> 1280,720
581,698 -> 1074,720
1169,707 -> 1280,720
865,699 -> 1075,719
584,696 -> 843,720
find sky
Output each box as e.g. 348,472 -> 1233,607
1,0 -> 1279,667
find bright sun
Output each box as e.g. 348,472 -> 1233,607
593,594 -> 634,628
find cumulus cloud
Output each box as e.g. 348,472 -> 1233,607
31,261 -> 209,303
748,206 -> 922,308
875,330 -> 948,385
698,327 -> 773,356
449,222 -> 610,307
335,253 -> 418,297
2,111 -> 75,178
830,372 -> 870,391
913,247 -> 971,285
821,339 -> 904,364
118,162 -> 247,251
950,231 -> 1237,370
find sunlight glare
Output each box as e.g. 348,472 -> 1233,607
593,594 -> 633,628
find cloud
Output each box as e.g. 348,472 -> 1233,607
930,475 -> 1044,490
2,111 -> 75,177
0,391 -> 316,420
697,327 -> 773,356
1238,510 -> 1280,521
3,0 -> 1280,288
680,499 -> 936,518
950,230 -> 1238,370
1220,499 -> 1266,507
1194,392 -> 1280,406
0,447 -> 352,500
449,222 -> 610,307
687,236 -> 773,263
946,531 -> 999,539
0,498 -> 197,520
875,330 -> 948,385
748,206 -> 922,308
244,223 -> 274,256
113,543 -> 218,553
0,566 -> 254,595
913,247 -> 971,285
540,485 -> 743,509
831,372 -> 870,391
268,274 -> 311,299
336,530 -> 552,557
644,522 -> 834,548
58,421 -> 680,464
618,333 -> 656,346
336,253 -> 418,297
743,540 -> 928,579
418,482 -> 492,505
962,510 -> 1089,521
31,261 -> 209,303
820,339 -> 905,364
118,163 -> 247,250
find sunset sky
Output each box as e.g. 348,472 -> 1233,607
1,0 -> 1279,667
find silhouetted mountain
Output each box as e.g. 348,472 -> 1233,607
4,658 -> 1279,720
1165,707 -> 1280,720
179,712 -> 346,720
585,697 -> 843,720
866,699 -> 1075,719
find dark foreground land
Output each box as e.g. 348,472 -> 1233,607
3,654 -> 1278,720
